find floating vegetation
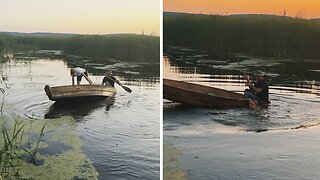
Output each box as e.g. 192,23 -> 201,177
0,115 -> 98,179
163,143 -> 186,180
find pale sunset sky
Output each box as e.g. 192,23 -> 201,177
164,0 -> 320,18
0,0 -> 160,35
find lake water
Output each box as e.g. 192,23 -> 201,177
163,46 -> 320,179
1,54 -> 160,179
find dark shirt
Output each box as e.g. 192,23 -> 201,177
102,76 -> 116,87
252,80 -> 269,103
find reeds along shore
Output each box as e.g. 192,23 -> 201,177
164,13 -> 320,60
0,34 -> 160,63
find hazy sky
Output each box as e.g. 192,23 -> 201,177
0,0 -> 160,35
164,0 -> 320,18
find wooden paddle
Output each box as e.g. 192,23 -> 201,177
105,75 -> 132,93
119,84 -> 132,93
83,74 -> 94,85
236,59 -> 250,82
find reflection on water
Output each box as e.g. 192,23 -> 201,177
44,97 -> 115,119
2,54 -> 160,179
164,46 -> 320,91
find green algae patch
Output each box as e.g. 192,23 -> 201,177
163,143 -> 186,180
0,115 -> 98,179
16,151 -> 98,180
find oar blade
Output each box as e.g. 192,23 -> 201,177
122,85 -> 132,93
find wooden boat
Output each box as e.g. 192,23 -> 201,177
44,85 -> 116,102
164,79 -> 248,108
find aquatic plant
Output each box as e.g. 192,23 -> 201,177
0,116 -> 99,179
0,34 -> 160,63
0,40 -> 4,53
164,13 -> 320,60
0,116 -> 45,178
0,39 -> 10,65
163,143 -> 186,180
0,58 -> 10,114
0,117 -> 26,176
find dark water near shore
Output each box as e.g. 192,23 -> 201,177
164,46 -> 320,179
2,54 -> 160,179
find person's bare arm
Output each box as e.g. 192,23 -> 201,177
243,74 -> 250,82
105,75 -> 122,86
245,82 -> 262,93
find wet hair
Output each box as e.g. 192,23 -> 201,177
248,99 -> 258,109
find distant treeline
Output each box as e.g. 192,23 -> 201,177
0,34 -> 159,62
164,13 -> 320,60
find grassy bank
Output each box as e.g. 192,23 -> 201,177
164,13 -> 320,60
0,34 -> 160,62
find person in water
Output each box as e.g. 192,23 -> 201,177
70,67 -> 92,85
248,98 -> 258,110
244,70 -> 270,107
101,70 -> 122,87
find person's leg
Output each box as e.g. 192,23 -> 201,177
77,76 -> 82,85
244,89 -> 258,100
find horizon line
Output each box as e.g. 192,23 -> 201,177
164,11 -> 320,19
0,31 -> 160,37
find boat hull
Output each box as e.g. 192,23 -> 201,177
45,85 -> 116,102
164,79 -> 248,108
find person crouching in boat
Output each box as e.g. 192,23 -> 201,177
70,67 -> 93,85
243,70 -> 270,108
101,70 -> 122,87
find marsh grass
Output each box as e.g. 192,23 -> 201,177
0,49 -> 46,179
0,34 -> 160,63
0,53 -> 11,115
0,116 -> 46,178
164,13 -> 320,60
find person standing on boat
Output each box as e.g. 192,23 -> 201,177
243,70 -> 270,105
101,70 -> 122,87
70,67 -> 93,85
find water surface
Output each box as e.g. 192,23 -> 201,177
164,46 -> 320,179
2,54 -> 160,179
